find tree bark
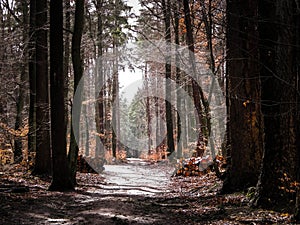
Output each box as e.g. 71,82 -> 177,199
162,0 -> 175,158
28,0 -> 36,154
221,0 -> 263,193
49,0 -> 74,191
253,0 -> 298,210
33,0 -> 51,175
64,0 -> 71,137
111,49 -> 120,158
14,1 -> 29,161
94,0 -> 105,158
183,0 -> 209,157
144,63 -> 152,153
68,0 -> 85,186
293,4 -> 300,220
174,0 -> 182,158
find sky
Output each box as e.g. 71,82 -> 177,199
118,0 -> 143,102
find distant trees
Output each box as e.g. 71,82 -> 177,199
0,1 -> 30,161
0,3 -> 299,220
133,0 -> 226,159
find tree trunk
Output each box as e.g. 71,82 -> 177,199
144,63 -> 152,153
14,1 -> 28,161
64,0 -> 71,138
162,0 -> 175,158
33,0 -> 51,175
28,0 -> 36,154
295,3 -> 300,221
68,0 -> 85,186
221,0 -> 263,193
174,0 -> 182,158
183,0 -> 209,157
94,0 -> 105,158
253,0 -> 298,210
49,0 -> 74,191
111,51 -> 120,158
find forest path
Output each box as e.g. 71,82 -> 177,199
0,161 -> 291,224
98,159 -> 174,196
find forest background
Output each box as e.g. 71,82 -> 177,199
0,0 -> 299,222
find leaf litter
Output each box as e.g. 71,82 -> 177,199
0,161 -> 295,224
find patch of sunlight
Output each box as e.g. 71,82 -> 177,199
46,218 -> 71,224
81,209 -> 157,224
26,213 -> 72,225
87,184 -> 166,196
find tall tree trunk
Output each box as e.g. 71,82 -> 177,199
14,1 -> 28,161
295,2 -> 300,221
28,0 -> 36,154
68,0 -> 84,186
112,50 -> 120,158
95,0 -> 105,158
253,0 -> 298,210
111,2 -> 121,158
144,63 -> 152,153
222,0 -> 263,193
174,0 -> 182,158
49,0 -> 74,191
64,0 -> 71,138
33,0 -> 51,175
183,0 -> 209,157
162,0 -> 175,158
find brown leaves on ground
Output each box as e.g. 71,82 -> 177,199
0,163 -> 294,225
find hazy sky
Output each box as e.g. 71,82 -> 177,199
119,0 -> 143,101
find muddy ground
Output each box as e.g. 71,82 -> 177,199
0,159 -> 295,224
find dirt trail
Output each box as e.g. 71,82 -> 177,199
0,161 -> 293,225
101,159 -> 173,196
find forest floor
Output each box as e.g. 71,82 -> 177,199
0,159 -> 296,225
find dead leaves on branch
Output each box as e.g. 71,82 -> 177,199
0,122 -> 28,138
174,155 -> 225,177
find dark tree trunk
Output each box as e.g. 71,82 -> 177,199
64,0 -> 71,135
68,0 -> 84,186
174,0 -> 182,158
95,0 -> 105,158
253,0 -> 298,210
183,0 -> 209,157
28,0 -> 36,154
162,0 -> 175,158
295,3 -> 300,221
144,63 -> 152,153
112,54 -> 120,158
221,0 -> 263,193
33,0 -> 51,175
296,103 -> 300,221
14,1 -> 29,161
49,0 -> 74,191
